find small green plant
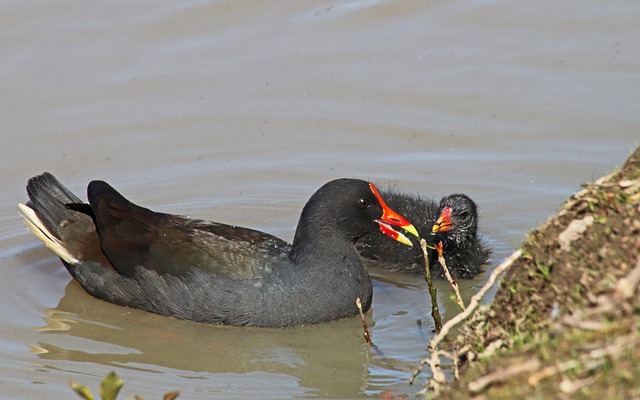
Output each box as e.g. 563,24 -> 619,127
70,371 -> 179,400
534,260 -> 552,281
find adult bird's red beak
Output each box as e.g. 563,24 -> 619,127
432,207 -> 453,233
369,183 -> 419,246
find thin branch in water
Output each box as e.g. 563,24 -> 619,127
356,297 -> 373,346
435,241 -> 465,311
420,238 -> 442,333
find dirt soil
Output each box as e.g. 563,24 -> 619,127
432,145 -> 640,399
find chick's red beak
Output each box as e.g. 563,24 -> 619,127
432,207 -> 453,233
369,183 -> 419,247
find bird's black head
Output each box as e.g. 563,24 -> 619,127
432,194 -> 478,247
292,178 -> 418,247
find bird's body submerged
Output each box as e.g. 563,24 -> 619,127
20,173 -> 418,327
356,190 -> 491,279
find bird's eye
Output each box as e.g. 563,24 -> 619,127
459,211 -> 470,220
357,198 -> 370,209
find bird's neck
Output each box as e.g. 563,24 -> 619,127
290,222 -> 357,267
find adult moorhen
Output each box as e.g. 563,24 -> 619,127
356,191 -> 490,279
19,173 -> 419,327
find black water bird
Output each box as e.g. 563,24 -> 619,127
19,173 -> 419,327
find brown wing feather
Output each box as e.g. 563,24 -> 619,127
87,181 -> 290,279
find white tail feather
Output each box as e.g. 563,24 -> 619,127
18,203 -> 78,264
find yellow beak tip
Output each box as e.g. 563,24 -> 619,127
406,224 -> 420,239
396,233 -> 414,247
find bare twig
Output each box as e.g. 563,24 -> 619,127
356,297 -> 373,346
420,239 -> 442,333
469,359 -> 541,393
435,241 -> 465,311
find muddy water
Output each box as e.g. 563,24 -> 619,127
1,1 -> 638,398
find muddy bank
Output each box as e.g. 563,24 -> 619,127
430,146 -> 640,399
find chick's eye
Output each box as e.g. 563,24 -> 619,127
459,211 -> 470,220
357,198 -> 370,209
